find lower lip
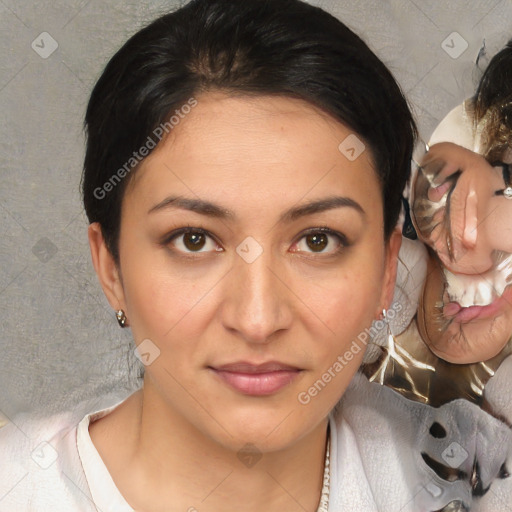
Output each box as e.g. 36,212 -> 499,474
445,286 -> 512,323
211,369 -> 301,396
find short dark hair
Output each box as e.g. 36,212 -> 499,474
473,39 -> 512,162
82,0 -> 417,262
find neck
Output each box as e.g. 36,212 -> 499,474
97,377 -> 330,512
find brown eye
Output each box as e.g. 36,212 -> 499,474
166,228 -> 222,254
305,233 -> 328,252
291,229 -> 347,255
183,232 -> 206,251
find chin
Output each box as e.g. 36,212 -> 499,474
202,398 -> 324,454
208,418 -> 302,454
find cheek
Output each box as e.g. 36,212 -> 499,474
329,275 -> 380,326
119,247 -> 219,342
120,227 -> 386,355
293,262 -> 385,374
305,258 -> 384,335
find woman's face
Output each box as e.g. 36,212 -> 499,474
94,92 -> 399,452
414,145 -> 512,363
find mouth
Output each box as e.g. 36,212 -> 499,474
443,285 -> 512,323
442,253 -> 512,308
209,361 -> 303,396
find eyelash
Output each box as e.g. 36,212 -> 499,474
161,226 -> 349,258
292,227 -> 349,256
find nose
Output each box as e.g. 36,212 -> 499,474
441,179 -> 495,275
443,217 -> 496,275
220,249 -> 293,345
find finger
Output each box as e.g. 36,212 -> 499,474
426,142 -> 496,179
420,155 -> 460,188
427,180 -> 451,202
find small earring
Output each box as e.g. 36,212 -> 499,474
116,309 -> 127,328
382,309 -> 399,351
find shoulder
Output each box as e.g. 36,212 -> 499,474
329,374 -> 420,512
0,392 -> 131,511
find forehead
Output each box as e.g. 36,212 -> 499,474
125,92 -> 381,217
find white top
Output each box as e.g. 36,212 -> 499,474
76,405 -> 133,511
2,373 -> 510,511
0,378 -> 412,512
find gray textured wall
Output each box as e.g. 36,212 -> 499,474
1,0 -> 511,418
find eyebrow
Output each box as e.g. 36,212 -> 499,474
148,195 -> 365,221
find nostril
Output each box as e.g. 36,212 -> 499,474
499,462 -> 510,479
429,422 -> 447,439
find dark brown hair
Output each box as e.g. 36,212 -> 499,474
473,39 -> 512,162
82,0 -> 417,263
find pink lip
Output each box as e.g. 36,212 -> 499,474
444,286 -> 512,323
210,361 -> 302,396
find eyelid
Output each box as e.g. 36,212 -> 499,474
291,227 -> 349,254
161,226 -> 349,256
161,226 -> 223,253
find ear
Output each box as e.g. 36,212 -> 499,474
376,229 -> 402,317
88,223 -> 127,316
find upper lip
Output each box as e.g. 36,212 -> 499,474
210,361 -> 301,373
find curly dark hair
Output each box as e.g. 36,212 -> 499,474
473,39 -> 512,162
